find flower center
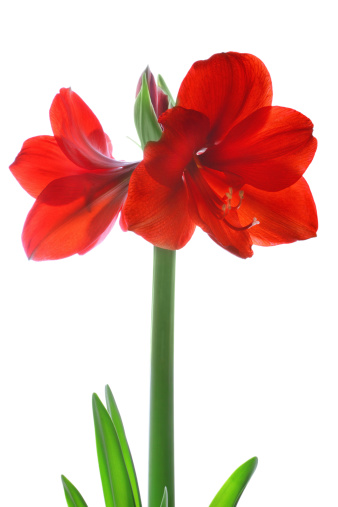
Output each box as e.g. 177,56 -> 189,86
221,187 -> 259,232
190,156 -> 259,232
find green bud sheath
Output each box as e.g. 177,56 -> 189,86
134,73 -> 162,150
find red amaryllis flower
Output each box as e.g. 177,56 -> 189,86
10,88 -> 140,260
122,52 -> 318,258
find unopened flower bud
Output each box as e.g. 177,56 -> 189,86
136,66 -> 169,118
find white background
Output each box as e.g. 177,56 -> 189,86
0,0 -> 337,506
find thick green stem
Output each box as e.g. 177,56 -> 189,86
148,246 -> 176,507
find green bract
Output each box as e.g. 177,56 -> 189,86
157,75 -> 175,109
134,73 -> 162,150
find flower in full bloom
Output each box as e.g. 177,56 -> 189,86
122,52 -> 318,258
10,88 -> 140,260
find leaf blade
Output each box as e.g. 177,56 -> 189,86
159,487 -> 168,507
105,385 -> 142,507
92,393 -> 136,507
209,457 -> 258,507
61,475 -> 89,507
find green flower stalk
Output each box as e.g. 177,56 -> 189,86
148,247 -> 176,507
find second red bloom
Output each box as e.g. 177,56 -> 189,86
122,52 -> 317,258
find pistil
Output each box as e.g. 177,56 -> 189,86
223,216 -> 260,232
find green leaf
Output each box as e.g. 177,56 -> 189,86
159,487 -> 168,507
209,457 -> 258,507
61,475 -> 88,507
134,72 -> 162,149
157,75 -> 176,108
92,393 -> 136,507
105,385 -> 142,507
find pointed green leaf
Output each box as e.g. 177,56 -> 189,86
159,487 -> 168,507
209,457 -> 258,507
134,72 -> 162,149
105,385 -> 142,507
157,75 -> 176,108
92,393 -> 136,507
61,475 -> 88,507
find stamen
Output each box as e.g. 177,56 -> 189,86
222,187 -> 244,215
221,187 -> 259,232
232,189 -> 244,210
188,162 -> 260,231
225,187 -> 233,210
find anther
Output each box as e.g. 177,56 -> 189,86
225,187 -> 233,200
225,187 -> 233,209
222,187 -> 245,213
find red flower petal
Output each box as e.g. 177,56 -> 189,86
122,163 -> 196,249
144,107 -> 210,187
105,133 -> 113,158
9,136 -> 88,198
184,169 -> 253,258
201,106 -> 317,192
50,88 -> 131,170
238,178 -> 318,246
22,172 -> 131,260
78,219 -> 117,255
177,52 -> 272,145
